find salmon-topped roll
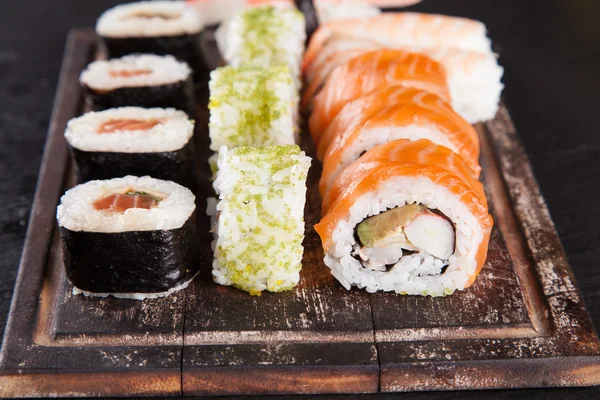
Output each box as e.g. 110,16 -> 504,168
300,38 -> 382,112
308,50 -> 450,138
304,36 -> 380,86
303,12 -> 491,73
303,35 -> 504,124
314,159 -> 493,296
318,87 -> 480,196
321,139 -> 486,215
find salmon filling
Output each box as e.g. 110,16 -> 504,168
93,189 -> 165,213
354,204 -> 456,270
98,118 -> 163,134
108,69 -> 153,78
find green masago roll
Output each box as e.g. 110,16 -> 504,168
209,145 -> 311,294
215,6 -> 306,89
208,65 -> 298,153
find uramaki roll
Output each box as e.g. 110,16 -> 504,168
302,35 -> 504,124
321,139 -> 486,215
302,12 -> 491,73
318,87 -> 480,196
308,49 -> 450,139
215,5 -> 305,89
208,66 -> 297,151
210,145 -> 312,294
314,157 -> 492,296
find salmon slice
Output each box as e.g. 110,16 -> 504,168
321,139 -> 486,215
305,35 -> 381,86
98,118 -> 163,133
93,191 -> 160,213
308,50 -> 450,138
315,161 -> 493,287
303,35 -> 504,123
303,12 -> 490,73
317,86 -> 477,158
317,87 -> 480,195
108,69 -> 153,78
302,40 -> 380,112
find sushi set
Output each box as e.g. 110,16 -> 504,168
1,0 -> 600,396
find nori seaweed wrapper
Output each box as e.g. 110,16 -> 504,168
85,77 -> 196,117
61,211 -> 199,294
70,138 -> 196,190
102,33 -> 207,80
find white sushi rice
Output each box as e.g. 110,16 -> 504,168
321,125 -> 460,194
215,5 -> 305,89
208,66 -> 296,151
96,1 -> 203,38
435,49 -> 505,124
316,0 -> 381,23
57,176 -> 195,233
80,54 -> 191,91
64,107 -> 194,153
324,176 -> 484,296
72,270 -> 199,300
210,145 -> 311,293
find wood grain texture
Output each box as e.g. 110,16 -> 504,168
1,20 -> 600,397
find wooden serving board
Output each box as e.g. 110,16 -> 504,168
1,29 -> 600,397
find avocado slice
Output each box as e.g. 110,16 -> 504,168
356,204 -> 425,248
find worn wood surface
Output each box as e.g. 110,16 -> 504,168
1,23 -> 600,397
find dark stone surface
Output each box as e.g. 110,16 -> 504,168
0,0 -> 598,398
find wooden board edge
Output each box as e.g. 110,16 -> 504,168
183,364 -> 380,396
485,108 -> 600,351
182,342 -> 380,395
0,29 -> 92,367
380,355 -> 600,392
0,369 -> 181,398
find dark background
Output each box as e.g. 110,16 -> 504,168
1,0 -> 599,398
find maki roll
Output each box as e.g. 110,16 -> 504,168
96,1 -> 206,78
315,140 -> 493,296
209,145 -> 311,294
208,66 -> 297,152
80,54 -> 195,116
215,5 -> 305,88
57,176 -> 198,299
64,107 -> 196,189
